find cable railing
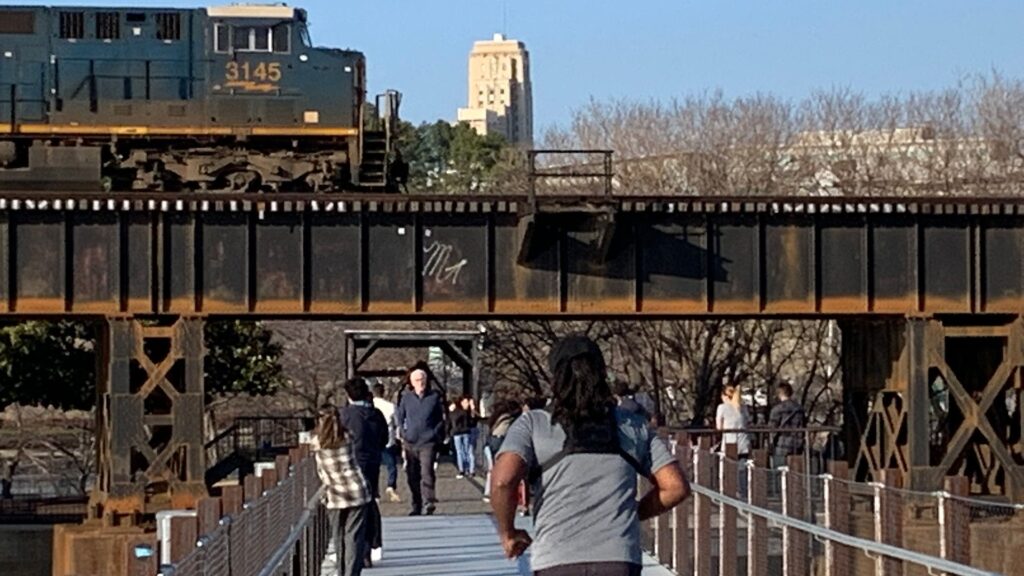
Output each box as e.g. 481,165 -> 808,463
159,446 -> 328,576
644,435 -> 1018,576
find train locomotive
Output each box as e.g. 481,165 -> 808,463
0,4 -> 400,192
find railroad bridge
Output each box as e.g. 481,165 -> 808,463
2,190 -> 1024,571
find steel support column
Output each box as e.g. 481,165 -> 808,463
91,316 -> 206,521
844,316 -> 1024,499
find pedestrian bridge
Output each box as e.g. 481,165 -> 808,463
157,438 -> 1018,576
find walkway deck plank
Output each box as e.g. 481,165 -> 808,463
322,515 -> 675,576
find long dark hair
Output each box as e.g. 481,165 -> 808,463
317,404 -> 347,449
548,336 -> 615,437
487,398 -> 523,428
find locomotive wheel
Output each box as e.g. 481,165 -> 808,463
225,170 -> 263,192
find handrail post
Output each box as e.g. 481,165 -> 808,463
824,461 -> 850,576
674,433 -> 692,575
783,455 -> 808,576
655,430 -> 673,567
719,443 -> 738,576
940,476 -> 970,568
694,437 -> 713,576
874,470 -> 903,576
748,449 -> 768,576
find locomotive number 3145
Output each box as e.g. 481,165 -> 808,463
225,61 -> 282,83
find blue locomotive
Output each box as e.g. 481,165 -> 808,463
0,4 -> 400,191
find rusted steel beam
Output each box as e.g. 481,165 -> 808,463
2,201 -> 1024,317
92,316 -> 206,521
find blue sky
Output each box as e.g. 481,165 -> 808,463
26,0 -> 1024,133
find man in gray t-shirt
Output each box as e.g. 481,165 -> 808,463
497,408 -> 677,572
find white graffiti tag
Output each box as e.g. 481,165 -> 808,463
423,241 -> 469,285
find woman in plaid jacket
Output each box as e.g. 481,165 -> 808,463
314,404 -> 373,576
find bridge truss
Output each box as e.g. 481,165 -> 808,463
3,191 -> 1021,569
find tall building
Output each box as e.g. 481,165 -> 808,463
457,33 -> 533,146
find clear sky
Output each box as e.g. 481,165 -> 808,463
27,0 -> 1024,134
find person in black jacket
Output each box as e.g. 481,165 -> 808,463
450,396 -> 478,478
769,382 -> 806,459
395,367 -> 446,515
339,377 -> 389,566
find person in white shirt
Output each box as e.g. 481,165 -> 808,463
372,384 -> 402,503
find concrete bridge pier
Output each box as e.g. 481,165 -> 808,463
53,316 -> 207,576
842,316 -> 1024,500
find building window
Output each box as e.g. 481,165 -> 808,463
0,11 -> 34,34
96,12 -> 120,40
59,11 -> 85,39
156,13 -> 181,41
214,23 -> 229,52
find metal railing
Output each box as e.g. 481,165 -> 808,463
161,446 -> 328,576
643,435 -> 1015,576
527,149 -> 614,209
205,416 -> 308,468
688,483 -> 999,576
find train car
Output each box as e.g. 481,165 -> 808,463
0,4 -> 398,191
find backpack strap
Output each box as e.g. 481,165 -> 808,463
528,445 -> 649,485
528,413 -> 650,485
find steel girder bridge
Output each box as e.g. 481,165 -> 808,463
3,190 -> 1024,568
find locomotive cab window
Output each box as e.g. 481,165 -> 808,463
214,23 -> 229,52
215,23 -> 290,53
272,23 -> 290,53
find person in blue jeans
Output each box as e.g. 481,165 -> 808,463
449,395 -> 477,478
372,384 -> 402,503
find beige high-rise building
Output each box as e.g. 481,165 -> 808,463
457,33 -> 533,146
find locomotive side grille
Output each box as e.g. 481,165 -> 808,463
0,11 -> 35,34
156,13 -> 181,41
59,12 -> 84,40
96,12 -> 120,40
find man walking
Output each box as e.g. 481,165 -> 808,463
395,367 -> 445,516
769,382 -> 806,463
339,378 -> 388,566
614,381 -> 650,420
372,384 -> 402,503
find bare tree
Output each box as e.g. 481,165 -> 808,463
541,72 -> 1024,198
